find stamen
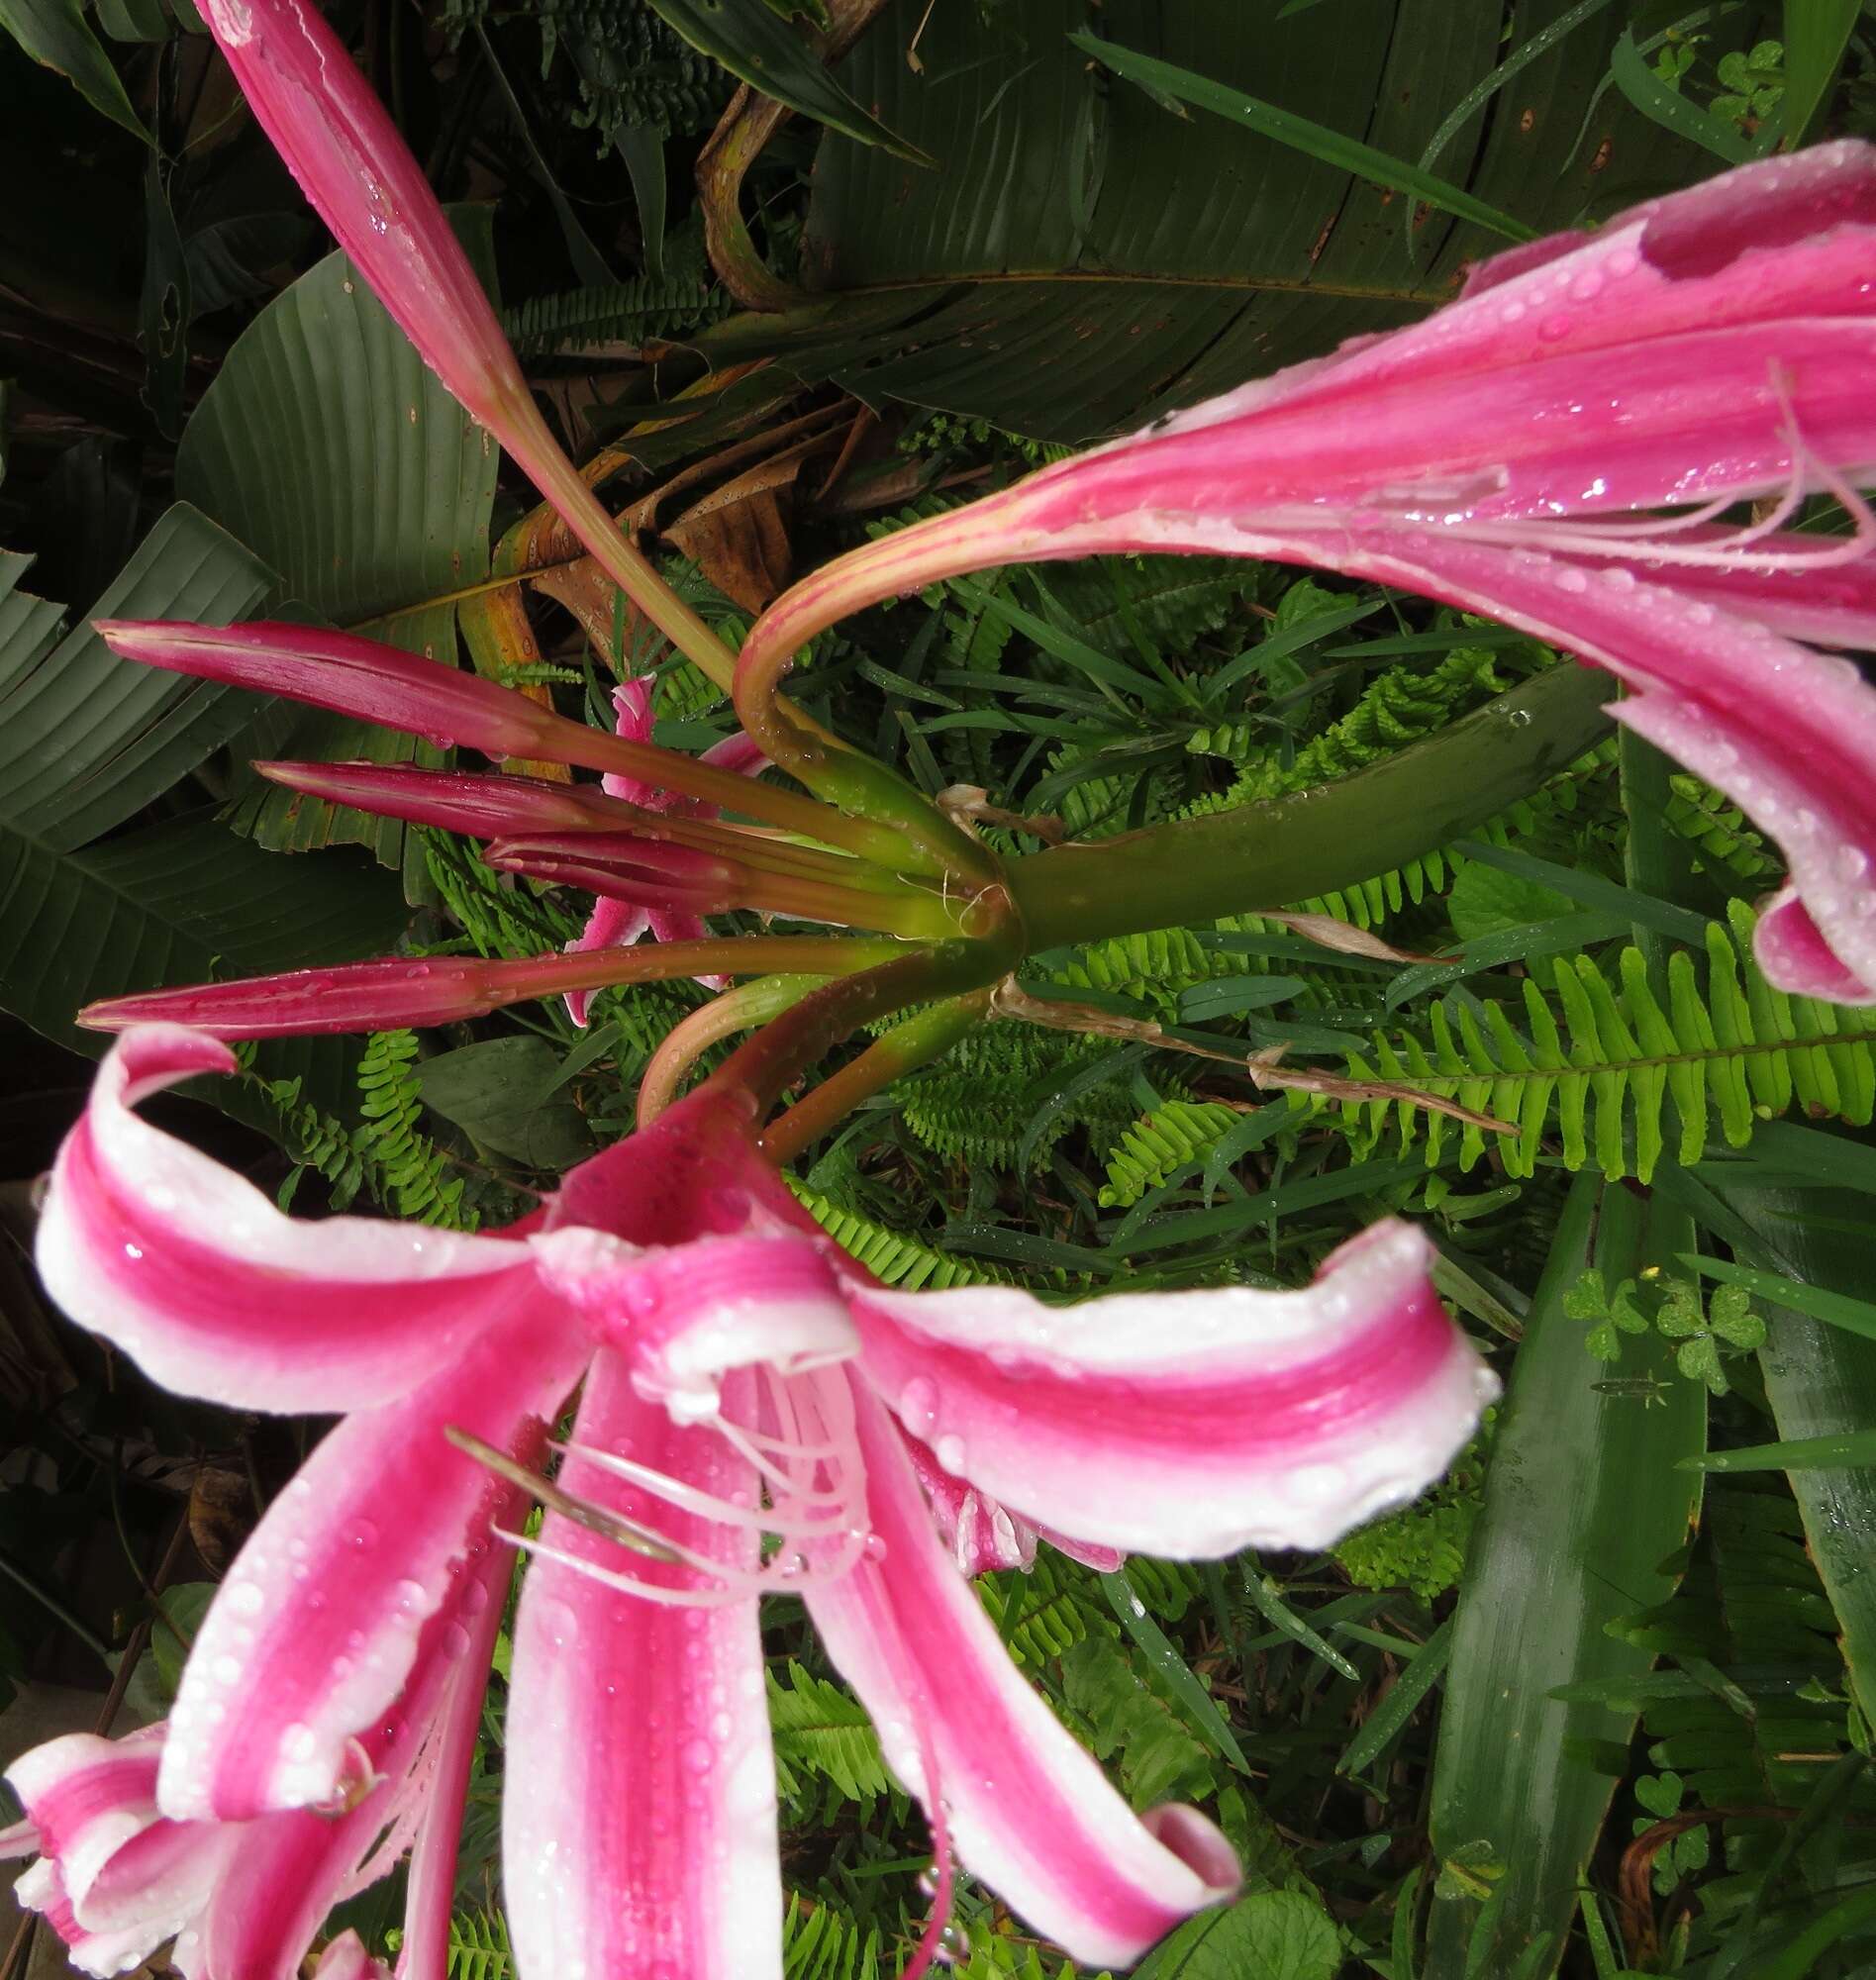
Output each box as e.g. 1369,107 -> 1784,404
553,1439 -> 853,1536
444,1428 -> 680,1563
1446,365 -> 1876,575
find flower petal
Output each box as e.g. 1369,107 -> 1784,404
1753,885 -> 1876,1003
95,621 -> 555,760
35,1026 -> 541,1415
14,1856 -> 182,1980
312,1932 -> 393,1980
3,1729 -> 165,1912
845,1220 -> 1493,1554
564,893 -> 652,1028
529,1227 -> 855,1423
158,1313 -> 584,1822
503,1351 -> 782,1980
900,1426 -> 1037,1575
805,1379 -> 1239,1967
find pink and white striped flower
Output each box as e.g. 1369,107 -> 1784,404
4,1506 -> 505,1980
18,1024 -> 1495,1979
563,678 -> 769,1024
738,142 -> 1876,1002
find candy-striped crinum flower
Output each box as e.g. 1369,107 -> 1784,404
18,1026 -> 1494,1979
739,142 -> 1876,1002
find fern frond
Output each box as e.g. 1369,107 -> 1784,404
783,1894 -> 882,1980
1339,902 -> 1876,1182
769,1663 -> 892,1810
265,1032 -> 476,1227
355,1030 -> 474,1226
1099,1100 -> 1245,1209
786,1179 -> 1010,1288
976,1547 -> 1096,1668
1186,644 -> 1509,773
444,1909 -> 514,1980
504,275 -> 723,357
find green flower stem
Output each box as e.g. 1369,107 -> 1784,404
709,935 -> 1019,1118
639,974 -> 835,1125
1005,663 -> 1614,952
533,440 -> 978,880
762,989 -> 995,1164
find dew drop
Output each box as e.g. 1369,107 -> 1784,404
349,1520 -> 381,1551
899,1377 -> 939,1432
935,1433 -> 967,1473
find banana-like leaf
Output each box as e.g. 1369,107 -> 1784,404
704,0 -> 1719,441
642,0 -> 927,162
1427,1171 -> 1706,1979
175,212 -> 501,878
1709,1179 -> 1876,1729
0,523 -> 405,1121
0,0 -> 150,140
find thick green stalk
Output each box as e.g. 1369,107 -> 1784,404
1006,664 -> 1612,950
762,990 -> 994,1163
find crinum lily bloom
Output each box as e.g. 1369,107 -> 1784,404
563,677 -> 769,1025
737,142 -> 1876,1003
19,1024 -> 1495,1979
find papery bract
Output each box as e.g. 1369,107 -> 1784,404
17,1025 -> 1497,1980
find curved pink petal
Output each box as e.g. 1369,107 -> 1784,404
1028,323 -> 1876,535
529,1226 -> 855,1423
844,1220 -> 1493,1555
902,1427 -> 1037,1575
1753,886 -> 1876,1003
35,1026 -> 541,1416
312,1932 -> 393,1980
14,1855 -> 182,1980
805,1379 -> 1239,1966
187,1577 -> 483,1980
4,1729 -> 166,1912
564,886 -> 653,1029
158,1314 -> 584,1822
503,1352 -> 782,1980
1298,141 -> 1876,404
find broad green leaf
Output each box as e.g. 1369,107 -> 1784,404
1782,0 -> 1860,143
1708,1180 -> 1876,1726
0,505 -> 402,1122
642,0 -> 928,161
0,811 -> 404,1126
1074,31 -> 1536,242
0,507 -> 276,852
0,0 -> 150,140
723,0 -> 1714,440
1427,1173 -> 1705,1980
416,1036 -> 595,1169
1133,1889 -> 1341,1980
175,213 -> 501,878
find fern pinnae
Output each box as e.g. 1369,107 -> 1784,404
1339,904 -> 1876,1183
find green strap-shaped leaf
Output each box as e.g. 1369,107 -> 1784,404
1426,1172 -> 1705,1979
1707,1177 -> 1876,1728
0,0 -> 150,140
1782,0 -> 1861,144
643,0 -> 929,162
1074,30 -> 1536,243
